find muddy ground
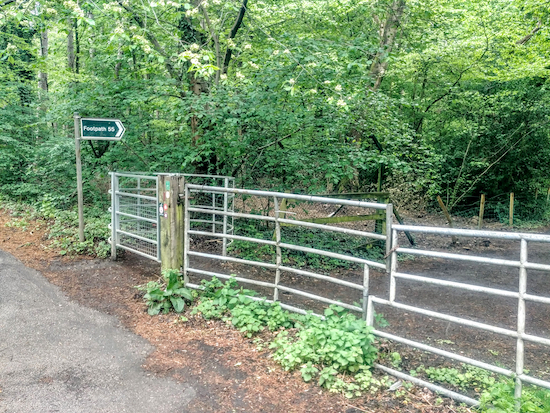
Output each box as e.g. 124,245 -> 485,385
2,207 -> 549,412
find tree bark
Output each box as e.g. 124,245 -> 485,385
369,0 -> 405,92
74,19 -> 80,74
87,11 -> 95,59
39,28 -> 48,92
115,44 -> 123,80
222,0 -> 248,74
67,22 -> 75,71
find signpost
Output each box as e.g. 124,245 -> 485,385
80,118 -> 125,140
74,113 -> 125,241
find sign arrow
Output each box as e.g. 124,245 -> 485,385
114,119 -> 125,138
80,117 -> 125,141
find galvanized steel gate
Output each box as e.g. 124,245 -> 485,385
183,185 -> 392,316
109,172 -> 234,262
109,174 -> 550,406
372,225 -> 550,405
110,172 -> 160,261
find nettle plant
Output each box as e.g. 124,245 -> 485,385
137,269 -> 194,315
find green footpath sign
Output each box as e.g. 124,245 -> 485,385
80,118 -> 125,140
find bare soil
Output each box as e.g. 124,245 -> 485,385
3,207 -> 549,412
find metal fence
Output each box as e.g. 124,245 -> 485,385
108,175 -> 550,406
368,225 -> 550,406
110,172 -> 160,261
110,173 -> 234,262
183,184 -> 392,317
184,174 -> 235,256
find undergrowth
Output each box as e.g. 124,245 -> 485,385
136,269 -> 195,315
139,273 -> 550,410
188,276 -> 385,398
411,364 -> 550,412
0,195 -> 110,257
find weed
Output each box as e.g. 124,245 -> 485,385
373,311 -> 389,328
480,379 -> 550,413
189,277 -> 382,395
48,210 -> 111,258
418,364 -> 496,392
390,352 -> 402,369
6,218 -> 29,230
270,306 -> 378,376
300,362 -> 319,382
1,198 -> 111,258
136,269 -> 193,315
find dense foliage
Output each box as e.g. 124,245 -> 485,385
0,0 -> 548,212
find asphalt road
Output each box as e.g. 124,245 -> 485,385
0,249 -> 196,413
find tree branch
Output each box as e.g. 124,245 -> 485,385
222,0 -> 248,74
516,21 -> 542,45
116,1 -> 178,80
200,4 -> 221,85
0,0 -> 16,7
257,131 -> 295,151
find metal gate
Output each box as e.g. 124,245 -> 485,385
110,172 -> 234,262
368,225 -> 550,406
109,172 -> 160,261
109,174 -> 550,406
183,185 -> 392,317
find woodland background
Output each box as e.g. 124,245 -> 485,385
0,0 -> 549,219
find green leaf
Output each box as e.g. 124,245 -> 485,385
179,288 -> 194,301
148,302 -> 163,316
170,297 -> 185,313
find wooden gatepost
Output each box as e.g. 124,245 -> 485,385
157,174 -> 186,272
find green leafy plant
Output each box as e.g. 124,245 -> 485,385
191,276 -> 258,319
480,379 -> 550,413
270,306 -> 378,379
300,361 -> 319,382
390,352 -> 402,369
192,277 -> 299,336
421,364 -> 496,392
229,300 -> 268,337
137,269 -> 193,315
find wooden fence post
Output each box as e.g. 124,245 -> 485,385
437,196 -> 457,244
478,194 -> 486,230
509,192 -> 514,226
158,174 -> 185,272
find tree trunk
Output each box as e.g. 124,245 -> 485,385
74,19 -> 80,74
67,22 -> 75,71
38,29 -> 48,92
369,0 -> 405,92
87,11 -> 95,59
115,44 -> 123,80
